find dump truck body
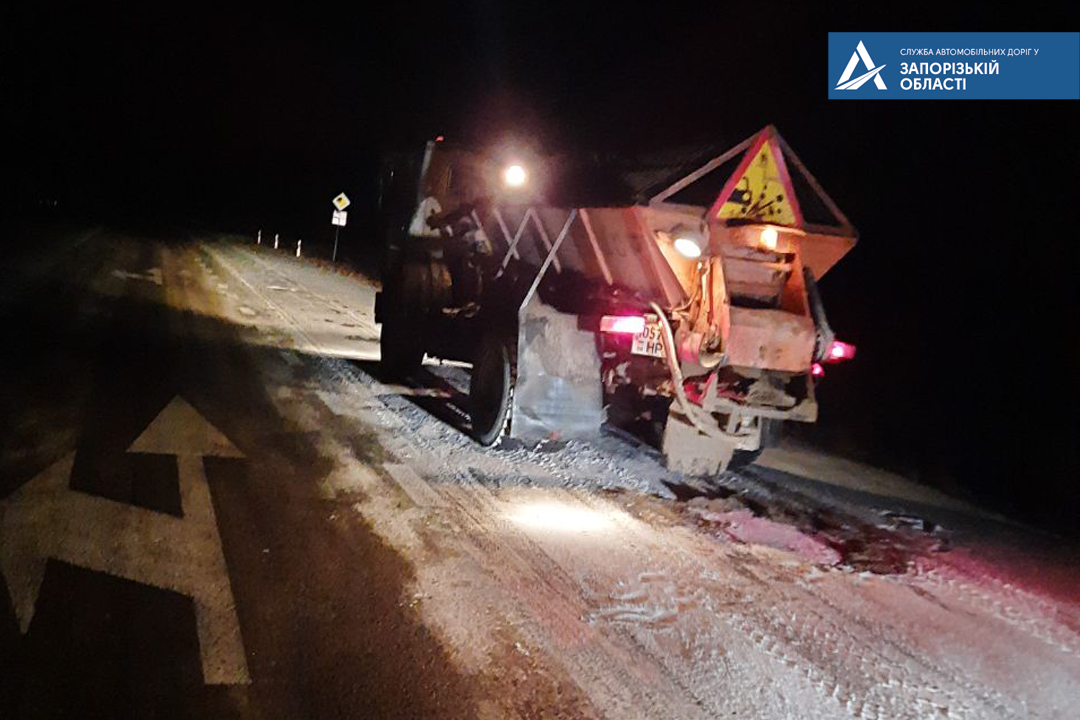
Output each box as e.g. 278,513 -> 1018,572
375,126 -> 857,473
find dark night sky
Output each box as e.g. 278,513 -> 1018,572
3,2 -> 1078,524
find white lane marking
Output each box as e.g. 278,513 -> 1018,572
322,463 -> 381,500
238,248 -> 376,333
318,465 -> 381,500
0,397 -> 250,685
384,463 -> 444,508
205,248 -> 294,327
207,247 -> 378,362
111,268 -> 163,286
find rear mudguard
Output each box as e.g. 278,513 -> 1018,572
509,295 -> 605,443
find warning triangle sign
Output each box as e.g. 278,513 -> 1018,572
712,132 -> 801,226
650,126 -> 855,237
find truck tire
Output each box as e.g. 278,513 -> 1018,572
470,334 -> 516,446
379,258 -> 439,377
379,309 -> 424,377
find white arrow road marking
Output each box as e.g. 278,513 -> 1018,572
0,397 -> 250,685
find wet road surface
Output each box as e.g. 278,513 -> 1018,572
2,227 -> 1078,719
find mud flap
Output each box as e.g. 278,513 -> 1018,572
510,295 -> 605,443
661,412 -> 738,475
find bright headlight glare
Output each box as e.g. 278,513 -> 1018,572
503,164 -> 528,187
760,226 -> 779,251
673,236 -> 703,259
506,501 -> 615,533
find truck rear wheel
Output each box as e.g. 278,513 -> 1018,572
379,258 -> 449,378
379,310 -> 424,377
470,334 -> 516,446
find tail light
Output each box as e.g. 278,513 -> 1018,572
823,339 -> 856,363
600,315 -> 646,334
811,362 -> 826,378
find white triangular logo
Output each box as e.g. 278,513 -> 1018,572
835,41 -> 887,90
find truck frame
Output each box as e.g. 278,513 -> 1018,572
374,126 -> 857,474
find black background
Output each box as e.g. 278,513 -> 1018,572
3,2 -> 1077,528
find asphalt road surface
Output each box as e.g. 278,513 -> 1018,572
2,226 -> 1078,719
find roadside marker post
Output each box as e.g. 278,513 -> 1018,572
296,239 -> 302,258
257,229 -> 262,245
274,233 -> 279,250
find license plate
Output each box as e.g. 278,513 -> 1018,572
631,320 -> 666,358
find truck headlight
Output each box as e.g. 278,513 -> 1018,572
673,236 -> 703,259
503,164 -> 528,187
670,224 -> 706,259
760,226 -> 778,251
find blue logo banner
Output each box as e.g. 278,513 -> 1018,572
828,32 -> 1079,99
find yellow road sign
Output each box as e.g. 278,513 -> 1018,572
332,192 -> 351,211
715,137 -> 799,226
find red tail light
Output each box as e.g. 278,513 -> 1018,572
600,315 -> 646,334
823,340 -> 856,363
811,362 -> 826,378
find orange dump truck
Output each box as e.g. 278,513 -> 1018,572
375,126 -> 857,473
